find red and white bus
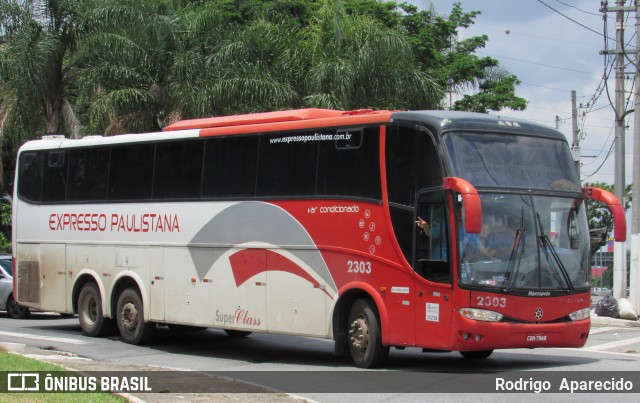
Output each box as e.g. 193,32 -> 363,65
12,108 -> 626,368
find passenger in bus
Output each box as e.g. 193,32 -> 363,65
416,213 -> 492,262
415,216 -> 430,236
415,216 -> 446,260
484,217 -> 519,260
462,223 -> 494,262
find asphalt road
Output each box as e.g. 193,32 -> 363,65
1,312 -> 639,402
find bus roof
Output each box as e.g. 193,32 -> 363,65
164,108 -> 393,136
19,109 -> 564,152
390,110 -> 565,139
165,109 -> 563,139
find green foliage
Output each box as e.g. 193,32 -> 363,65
1,0 -> 525,190
453,74 -> 527,113
0,199 -> 11,253
0,351 -> 124,402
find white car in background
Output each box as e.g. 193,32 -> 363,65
0,254 -> 30,319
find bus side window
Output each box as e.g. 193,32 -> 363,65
415,192 -> 450,284
154,140 -> 204,199
257,132 -> 318,197
18,152 -> 44,202
67,148 -> 109,202
317,127 -> 380,200
109,144 -> 154,200
42,151 -> 68,202
203,137 -> 259,199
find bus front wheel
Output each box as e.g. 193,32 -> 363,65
347,299 -> 389,368
116,288 -> 155,345
78,283 -> 113,337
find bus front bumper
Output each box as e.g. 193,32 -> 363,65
450,314 -> 591,351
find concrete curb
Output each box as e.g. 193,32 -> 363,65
590,314 -> 640,327
0,342 -> 304,402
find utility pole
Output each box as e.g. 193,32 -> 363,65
600,0 -> 632,300
571,90 -> 580,176
614,0 -> 628,300
630,0 -> 640,313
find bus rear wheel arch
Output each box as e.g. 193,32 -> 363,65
347,298 -> 389,368
77,283 -> 114,337
116,287 -> 155,345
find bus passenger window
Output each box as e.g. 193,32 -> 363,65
18,152 -> 44,202
42,151 -> 68,202
67,148 -> 109,201
109,144 -> 154,200
154,140 -> 204,199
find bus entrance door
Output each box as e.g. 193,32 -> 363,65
413,193 -> 454,349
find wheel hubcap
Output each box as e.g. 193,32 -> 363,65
349,316 -> 369,352
121,302 -> 138,331
83,296 -> 98,324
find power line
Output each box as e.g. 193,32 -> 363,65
536,0 -> 613,40
476,51 -> 601,77
520,82 -> 588,94
581,139 -> 615,180
552,0 -> 601,17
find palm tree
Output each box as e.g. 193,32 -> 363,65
76,0 -> 180,134
0,0 -> 84,189
168,0 -> 441,119
168,3 -> 302,119
301,0 -> 442,110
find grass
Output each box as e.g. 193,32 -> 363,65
0,350 -> 125,402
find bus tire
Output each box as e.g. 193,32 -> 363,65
460,350 -> 493,359
6,294 -> 30,319
78,283 -> 113,337
116,288 -> 155,345
347,298 -> 389,368
224,329 -> 252,338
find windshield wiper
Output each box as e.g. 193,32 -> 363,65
504,210 -> 527,293
536,213 -> 574,291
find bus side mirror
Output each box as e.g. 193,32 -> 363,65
582,187 -> 627,242
443,177 -> 481,234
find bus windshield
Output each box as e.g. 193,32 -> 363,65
444,132 -> 581,191
458,193 -> 590,293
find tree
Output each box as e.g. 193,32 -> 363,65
0,0 -> 183,188
396,2 -> 527,112
77,0 -> 180,134
452,70 -> 527,113
301,0 -> 441,110
0,0 -> 84,190
584,181 -> 632,255
167,3 -> 302,118
167,0 -> 442,118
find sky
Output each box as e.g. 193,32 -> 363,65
408,0 -> 636,188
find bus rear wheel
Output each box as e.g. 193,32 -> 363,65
116,288 -> 155,345
6,295 -> 30,319
347,299 -> 389,368
460,350 -> 493,359
78,283 -> 113,337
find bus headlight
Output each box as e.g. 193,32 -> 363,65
569,308 -> 590,321
459,308 -> 503,322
